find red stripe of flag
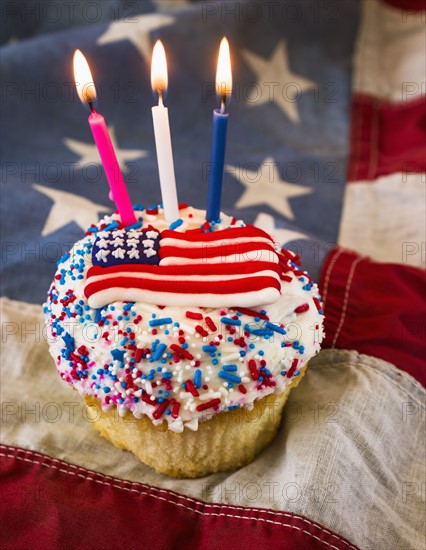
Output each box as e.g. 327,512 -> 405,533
382,0 -> 426,10
319,247 -> 426,387
0,445 -> 359,550
85,276 -> 281,299
348,94 -> 426,182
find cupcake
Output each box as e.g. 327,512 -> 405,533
44,205 -> 324,478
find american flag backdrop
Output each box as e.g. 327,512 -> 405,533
1,1 -> 425,549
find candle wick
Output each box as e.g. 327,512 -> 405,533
158,89 -> 164,107
220,95 -> 226,114
87,97 -> 96,113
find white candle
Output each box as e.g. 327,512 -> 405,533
151,40 -> 179,223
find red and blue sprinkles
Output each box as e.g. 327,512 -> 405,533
43,205 -> 324,431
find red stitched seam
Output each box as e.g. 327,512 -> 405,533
0,445 -> 358,550
321,248 -> 344,307
331,256 -> 364,348
368,97 -> 380,181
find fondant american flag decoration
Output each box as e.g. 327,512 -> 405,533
84,225 -> 282,308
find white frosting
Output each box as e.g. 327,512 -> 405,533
43,206 -> 325,431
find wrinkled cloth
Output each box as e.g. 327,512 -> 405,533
1,298 -> 425,549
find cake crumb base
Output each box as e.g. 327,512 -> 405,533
84,365 -> 307,478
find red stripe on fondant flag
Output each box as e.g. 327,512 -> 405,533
348,94 -> 426,182
0,445 -> 359,550
85,275 -> 281,297
319,247 -> 426,386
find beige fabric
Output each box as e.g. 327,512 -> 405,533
353,0 -> 425,102
338,173 -> 426,267
1,297 -> 425,549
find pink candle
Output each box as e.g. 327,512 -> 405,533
88,110 -> 136,226
73,49 -> 136,227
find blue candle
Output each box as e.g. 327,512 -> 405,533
206,109 -> 229,222
206,37 -> 232,222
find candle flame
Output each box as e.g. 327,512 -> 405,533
151,40 -> 168,103
73,49 -> 97,105
216,37 -> 232,109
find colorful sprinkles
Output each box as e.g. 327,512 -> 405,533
43,205 -> 324,432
